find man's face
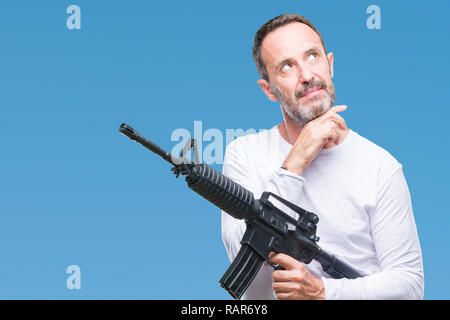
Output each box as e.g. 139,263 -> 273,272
258,22 -> 335,126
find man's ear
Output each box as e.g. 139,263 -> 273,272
257,79 -> 278,102
327,52 -> 334,79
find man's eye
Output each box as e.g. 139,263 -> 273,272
281,64 -> 293,72
308,52 -> 318,61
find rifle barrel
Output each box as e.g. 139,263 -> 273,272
119,123 -> 182,165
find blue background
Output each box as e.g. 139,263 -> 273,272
0,0 -> 448,299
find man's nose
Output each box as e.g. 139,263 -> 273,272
297,64 -> 314,83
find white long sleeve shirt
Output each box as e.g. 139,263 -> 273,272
221,126 -> 424,300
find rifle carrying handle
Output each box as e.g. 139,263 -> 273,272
219,244 -> 265,300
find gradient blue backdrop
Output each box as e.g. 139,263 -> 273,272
0,0 -> 448,299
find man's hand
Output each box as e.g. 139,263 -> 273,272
269,252 -> 325,300
282,105 -> 348,176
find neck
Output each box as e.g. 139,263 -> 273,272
278,118 -> 303,145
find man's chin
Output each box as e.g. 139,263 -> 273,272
282,92 -> 333,125
299,104 -> 326,117
294,103 -> 331,124
301,96 -> 333,116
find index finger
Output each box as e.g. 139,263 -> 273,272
268,253 -> 302,271
317,105 -> 348,129
328,104 -> 347,114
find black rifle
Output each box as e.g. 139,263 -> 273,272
119,123 -> 363,299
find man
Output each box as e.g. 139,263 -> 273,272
221,14 -> 424,300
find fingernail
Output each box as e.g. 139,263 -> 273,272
268,252 -> 276,260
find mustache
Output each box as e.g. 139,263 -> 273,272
295,80 -> 327,99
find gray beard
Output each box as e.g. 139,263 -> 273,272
271,83 -> 335,126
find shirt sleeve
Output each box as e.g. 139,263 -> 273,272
322,167 -> 424,299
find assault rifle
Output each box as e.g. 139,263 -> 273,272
119,123 -> 363,299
